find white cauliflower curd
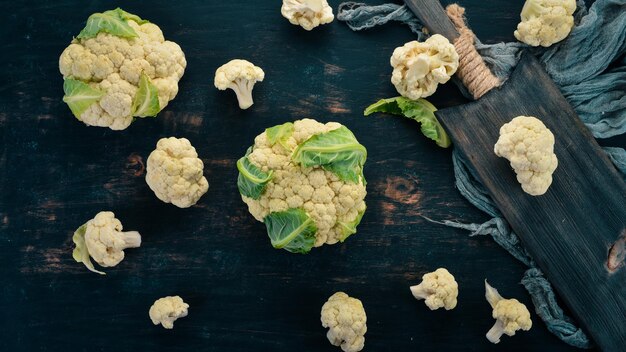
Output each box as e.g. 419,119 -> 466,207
390,34 -> 459,100
514,0 -> 576,47
281,0 -> 334,31
59,8 -> 186,130
484,280 -> 532,344
149,296 -> 189,329
72,211 -> 141,275
494,115 -> 558,196
410,268 -> 458,310
320,292 -> 367,352
146,137 -> 209,208
237,119 -> 367,253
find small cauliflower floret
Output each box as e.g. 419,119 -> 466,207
390,34 -> 459,100
410,268 -> 458,310
494,116 -> 558,196
320,292 -> 367,352
514,0 -> 576,47
281,0 -> 334,31
214,59 -> 265,110
149,296 -> 189,329
72,211 -> 141,275
59,9 -> 187,130
146,137 -> 209,208
237,119 -> 367,253
484,280 -> 532,344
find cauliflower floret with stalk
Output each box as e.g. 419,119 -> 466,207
320,292 -> 367,352
390,35 -> 459,100
149,296 -> 189,329
59,8 -> 187,130
494,115 -> 558,196
146,137 -> 209,208
237,119 -> 367,253
410,268 -> 458,310
71,211 -> 141,275
214,59 -> 265,110
281,0 -> 334,31
484,280 -> 532,343
514,0 -> 576,47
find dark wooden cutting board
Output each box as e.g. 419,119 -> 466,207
436,52 -> 626,351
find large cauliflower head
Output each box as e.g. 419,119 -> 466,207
237,119 -> 367,254
146,137 -> 209,208
149,296 -> 189,329
410,268 -> 458,310
320,292 -> 367,352
485,281 -> 532,344
72,211 -> 141,275
514,0 -> 576,47
281,0 -> 334,31
390,34 -> 459,100
59,8 -> 186,130
494,115 -> 558,196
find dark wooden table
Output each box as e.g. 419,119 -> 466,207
2,0 -> 623,350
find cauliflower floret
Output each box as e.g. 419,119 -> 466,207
484,280 -> 532,344
514,0 -> 576,47
240,119 -> 367,249
410,268 -> 458,310
146,137 -> 209,208
149,296 -> 189,329
320,292 -> 367,352
71,211 -> 141,275
494,116 -> 558,196
59,9 -> 187,130
214,59 -> 265,110
390,34 -> 459,100
281,0 -> 334,31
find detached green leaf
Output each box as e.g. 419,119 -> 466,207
337,208 -> 366,242
266,122 -> 294,149
62,78 -> 105,119
264,208 -> 317,254
131,73 -> 160,117
237,147 -> 273,199
77,8 -> 146,39
364,96 -> 451,148
292,126 -> 367,184
72,223 -> 105,275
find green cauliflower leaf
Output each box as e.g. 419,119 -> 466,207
265,122 -> 294,149
62,78 -> 105,119
264,208 -> 317,254
77,8 -> 147,39
237,147 -> 273,200
131,73 -> 160,117
364,96 -> 451,148
72,223 -> 105,275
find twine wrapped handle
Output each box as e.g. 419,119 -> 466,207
446,4 -> 500,99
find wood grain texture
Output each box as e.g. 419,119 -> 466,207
0,0 -> 623,351
404,0 -> 460,40
436,53 -> 626,351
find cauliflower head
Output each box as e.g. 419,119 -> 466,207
72,211 -> 141,275
494,116 -> 558,196
237,119 -> 367,253
214,59 -> 265,110
146,137 -> 209,208
59,8 -> 186,130
390,35 -> 459,100
281,0 -> 334,31
320,292 -> 367,352
410,268 -> 458,310
485,280 -> 532,344
514,0 -> 576,47
149,296 -> 189,329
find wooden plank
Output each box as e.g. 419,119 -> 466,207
404,0 -> 460,40
436,52 -> 626,351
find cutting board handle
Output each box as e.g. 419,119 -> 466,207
404,0 -> 460,41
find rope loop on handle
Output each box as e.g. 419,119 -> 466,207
446,4 -> 500,99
